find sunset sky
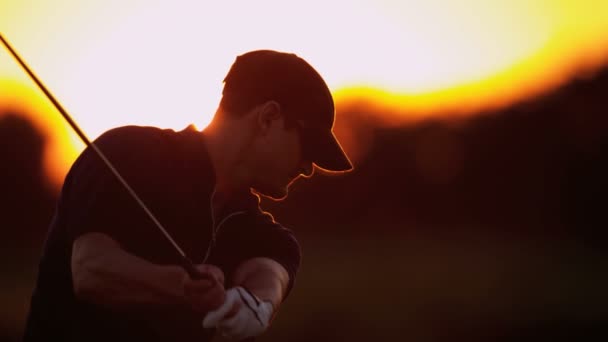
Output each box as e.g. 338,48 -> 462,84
1,0 -> 608,189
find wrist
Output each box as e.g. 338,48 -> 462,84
235,286 -> 274,326
202,286 -> 274,339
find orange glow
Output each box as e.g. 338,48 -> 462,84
0,79 -> 84,193
334,43 -> 600,127
1,0 -> 608,188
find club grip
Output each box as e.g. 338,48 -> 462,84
180,256 -> 213,281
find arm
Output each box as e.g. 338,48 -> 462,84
71,232 -> 225,314
231,257 -> 290,313
201,212 -> 301,339
201,258 -> 291,340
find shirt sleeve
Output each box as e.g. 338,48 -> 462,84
208,211 -> 302,298
61,135 -> 151,249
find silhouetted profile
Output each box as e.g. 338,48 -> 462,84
22,50 -> 352,342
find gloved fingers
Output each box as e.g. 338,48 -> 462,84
217,307 -> 248,331
217,309 -> 249,338
202,289 -> 239,328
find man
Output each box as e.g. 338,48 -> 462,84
23,49 -> 352,341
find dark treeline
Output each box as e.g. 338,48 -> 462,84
0,114 -> 56,255
263,66 -> 608,247
1,66 -> 607,250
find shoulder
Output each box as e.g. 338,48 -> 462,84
82,125 -> 185,170
214,207 -> 302,280
216,190 -> 300,245
245,209 -> 296,240
219,202 -> 302,260
221,191 -> 298,241
231,209 -> 302,294
94,125 -> 177,154
62,125 -> 185,194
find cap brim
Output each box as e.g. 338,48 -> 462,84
305,128 -> 353,172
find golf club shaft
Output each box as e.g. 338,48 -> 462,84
0,34 -> 205,280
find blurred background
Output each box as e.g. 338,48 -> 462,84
1,0 -> 607,341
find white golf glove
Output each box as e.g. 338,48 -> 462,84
202,286 -> 274,340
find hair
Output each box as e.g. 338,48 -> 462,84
216,55 -> 270,118
215,49 -> 334,132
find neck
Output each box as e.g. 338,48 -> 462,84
202,111 -> 252,199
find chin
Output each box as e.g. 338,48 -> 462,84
256,186 -> 289,201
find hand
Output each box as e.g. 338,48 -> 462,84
182,264 -> 226,314
202,286 -> 274,340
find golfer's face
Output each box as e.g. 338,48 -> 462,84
254,116 -> 311,200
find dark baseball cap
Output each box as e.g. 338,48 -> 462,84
222,50 -> 353,172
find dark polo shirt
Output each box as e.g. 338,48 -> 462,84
23,125 -> 301,341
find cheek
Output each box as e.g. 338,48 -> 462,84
255,138 -> 286,175
257,128 -> 301,175
284,133 -> 302,167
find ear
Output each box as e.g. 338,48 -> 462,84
256,100 -> 282,133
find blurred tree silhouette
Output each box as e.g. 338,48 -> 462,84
0,113 -> 56,253
0,113 -> 56,341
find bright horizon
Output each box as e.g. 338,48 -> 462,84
1,0 -> 608,189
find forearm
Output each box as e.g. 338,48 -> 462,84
232,257 -> 289,310
201,258 -> 290,340
72,233 -> 187,313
